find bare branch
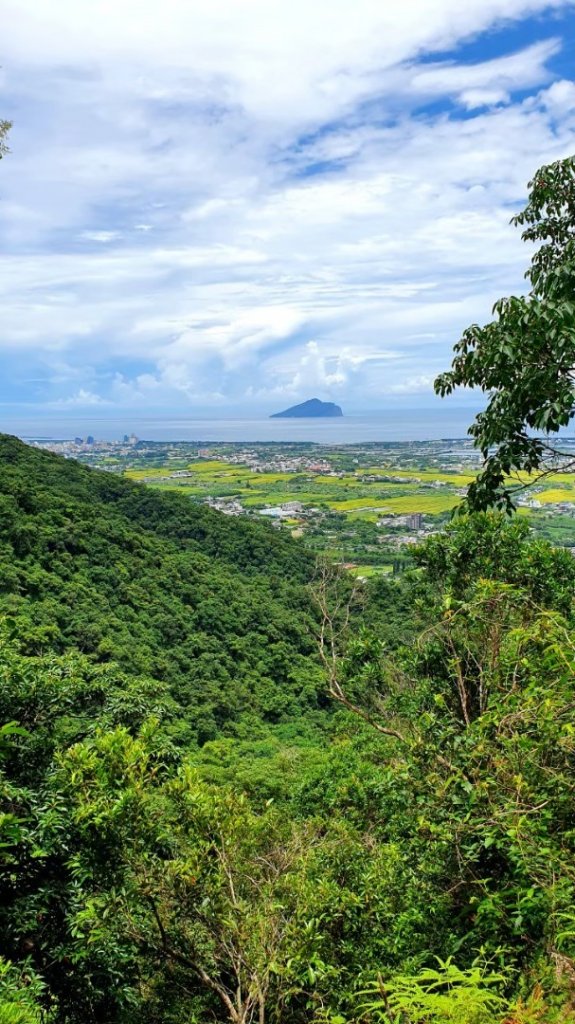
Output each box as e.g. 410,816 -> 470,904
143,896 -> 241,1023
312,560 -> 409,744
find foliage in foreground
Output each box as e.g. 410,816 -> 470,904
359,959 -> 507,1024
435,155 -> 575,512
1,507 -> 575,1022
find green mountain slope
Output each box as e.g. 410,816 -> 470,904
0,434 -> 325,745
2,435 -> 575,1023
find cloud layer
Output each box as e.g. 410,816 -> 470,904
1,0 -> 575,411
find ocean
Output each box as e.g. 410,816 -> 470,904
6,407 -> 486,444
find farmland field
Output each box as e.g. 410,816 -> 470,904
349,564 -> 394,578
536,488 -> 575,504
185,460 -> 236,474
377,493 -> 460,513
361,468 -> 476,486
126,450 -> 471,525
327,497 -> 398,511
122,447 -> 575,525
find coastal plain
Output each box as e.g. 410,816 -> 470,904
34,436 -> 575,574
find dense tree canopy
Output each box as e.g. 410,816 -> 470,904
435,155 -> 575,511
2,437 -> 575,1021
0,435 -> 325,746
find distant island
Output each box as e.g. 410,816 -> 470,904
271,398 -> 343,419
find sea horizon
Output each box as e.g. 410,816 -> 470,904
4,407 -> 489,445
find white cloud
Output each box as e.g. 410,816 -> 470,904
81,230 -> 121,243
541,77 -> 575,111
49,388 -> 111,408
459,89 -> 510,109
1,0 -> 575,407
390,374 -> 437,394
3,1 -> 572,124
410,38 -> 560,101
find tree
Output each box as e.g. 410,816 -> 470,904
49,729 -> 381,1024
412,512 -> 575,615
435,155 -> 575,511
310,516 -> 575,998
0,119 -> 10,159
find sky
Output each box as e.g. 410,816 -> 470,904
1,0 -> 575,419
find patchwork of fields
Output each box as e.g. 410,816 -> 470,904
124,455 -> 575,525
125,459 -> 469,519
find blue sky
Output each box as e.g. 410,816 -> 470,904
1,0 -> 575,418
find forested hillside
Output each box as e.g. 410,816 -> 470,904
0,434 -> 325,747
2,431 -> 575,1023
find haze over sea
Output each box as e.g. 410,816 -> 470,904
5,407 -> 490,444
